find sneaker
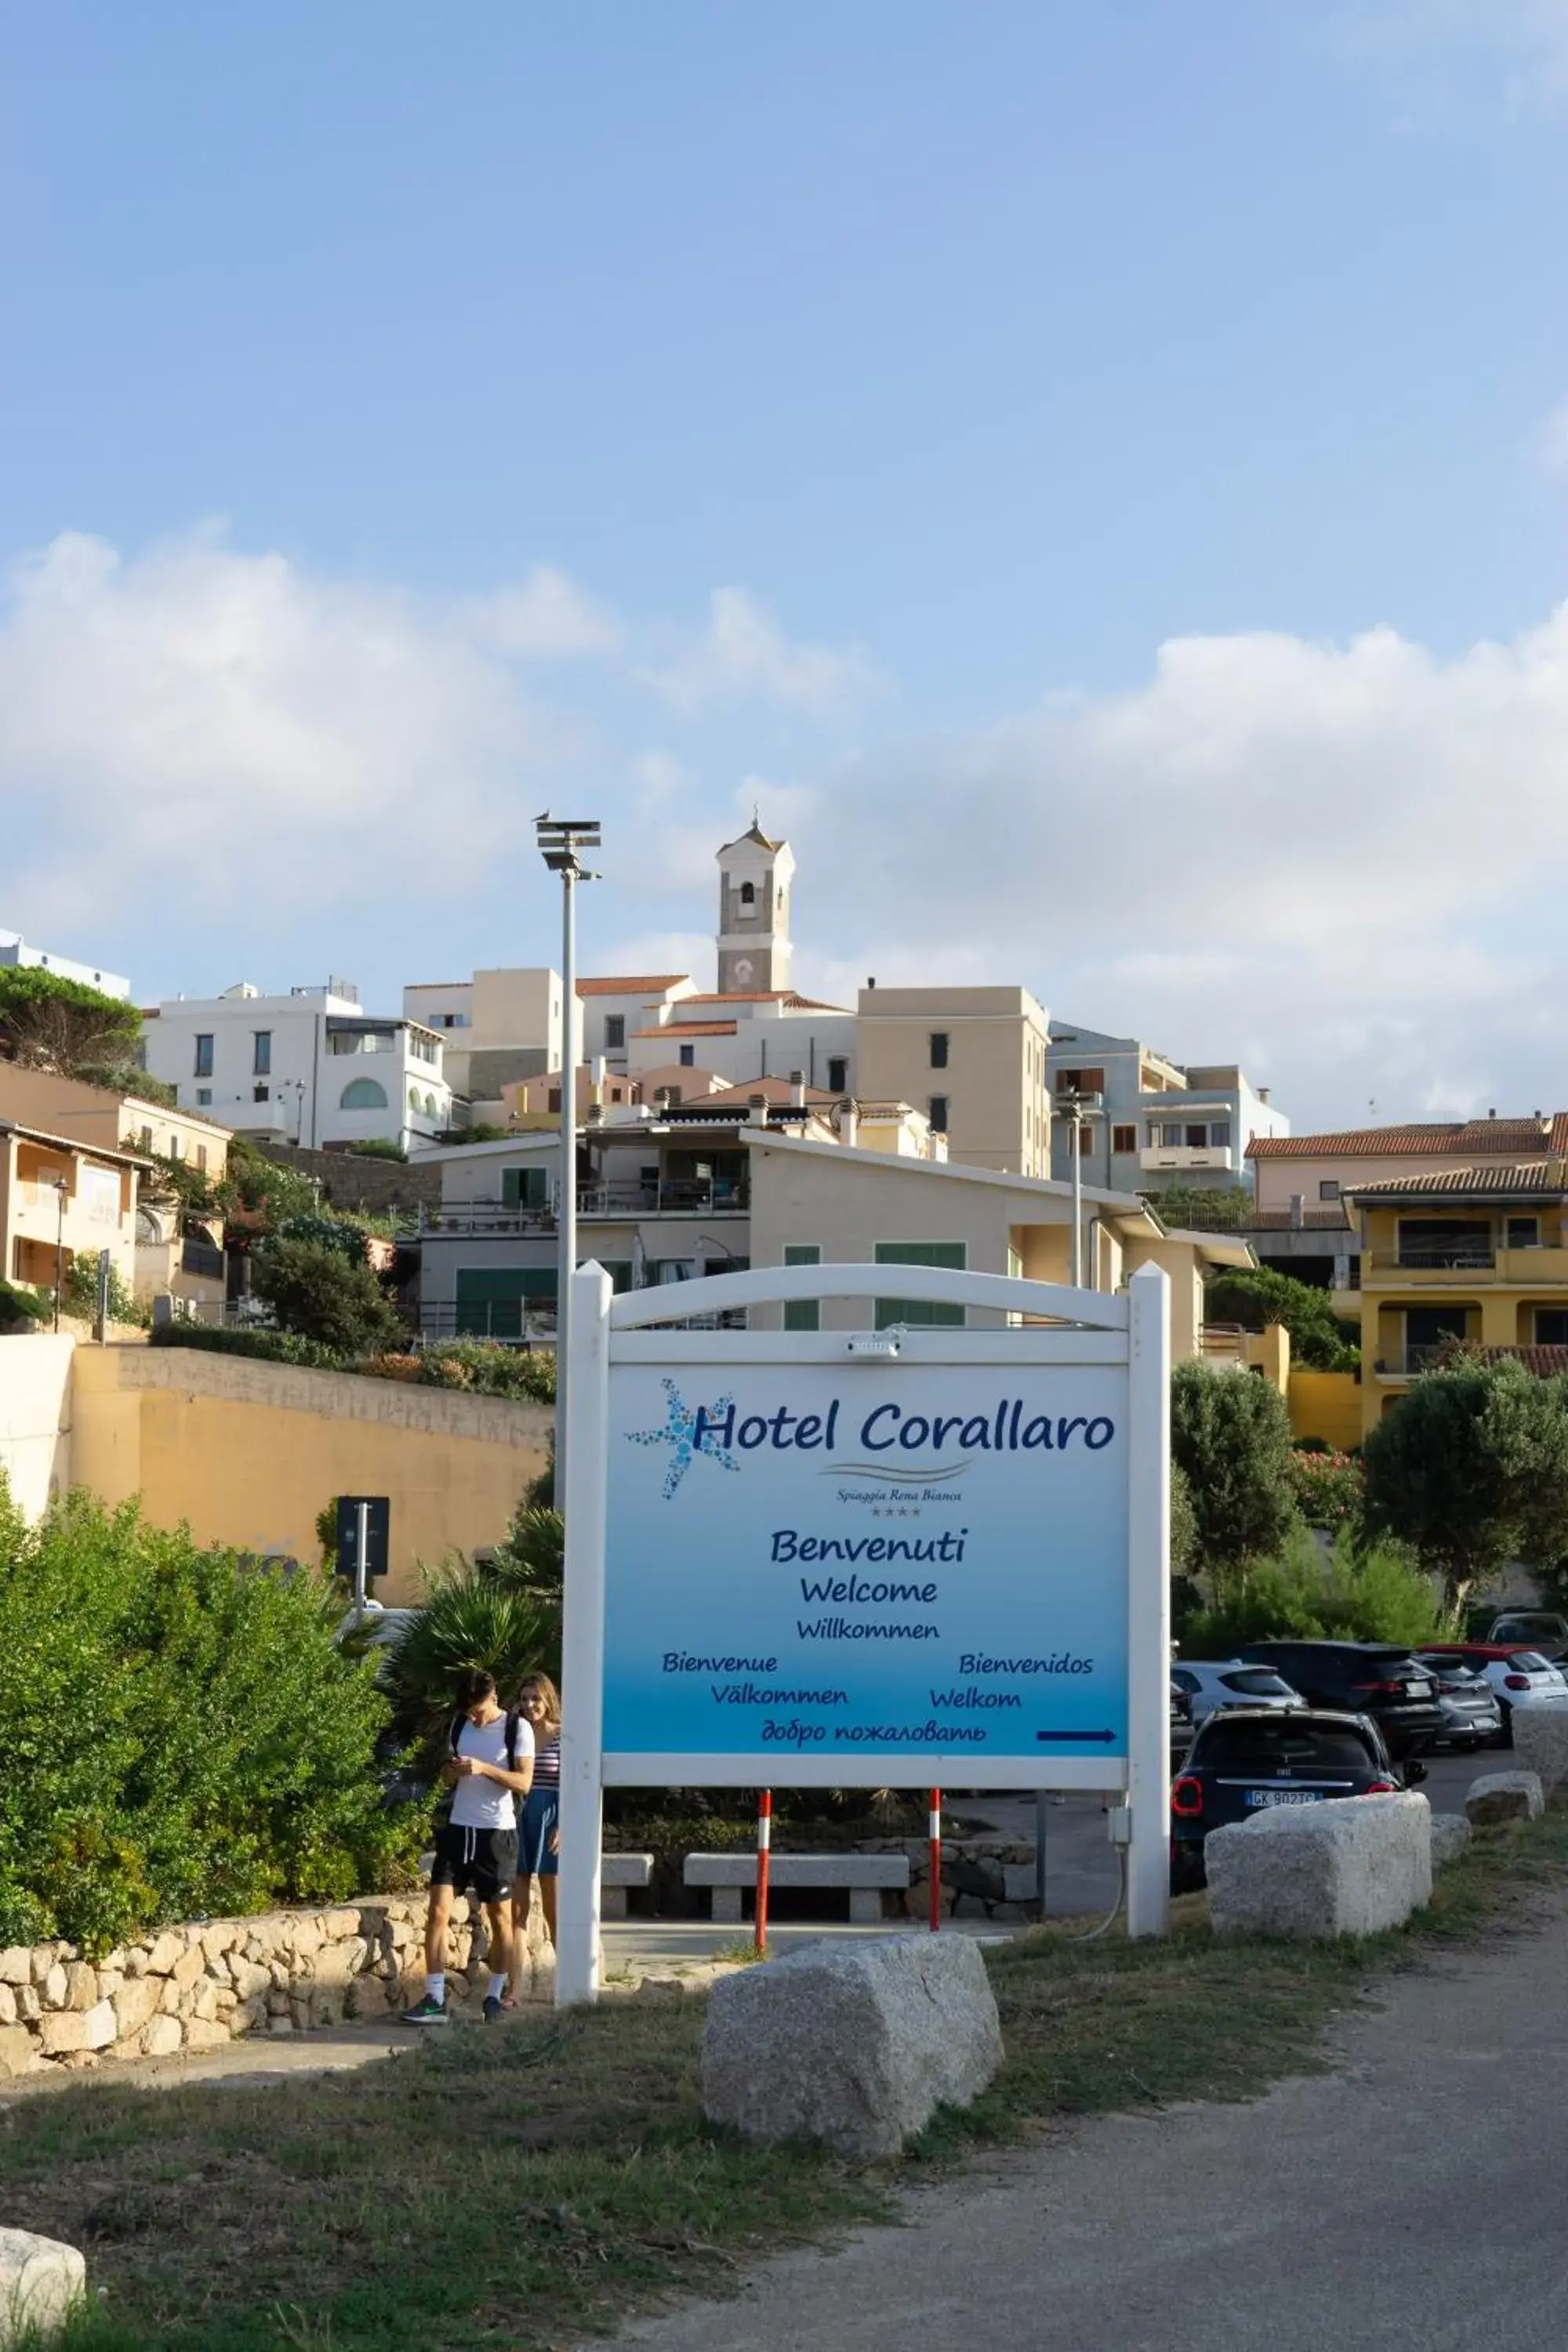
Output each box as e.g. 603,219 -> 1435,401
482,1994 -> 503,2024
400,1994 -> 449,2026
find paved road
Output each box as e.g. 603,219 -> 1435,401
607,1871 -> 1568,2352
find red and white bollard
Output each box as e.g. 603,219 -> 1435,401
755,1788 -> 772,1955
929,1787 -> 942,1933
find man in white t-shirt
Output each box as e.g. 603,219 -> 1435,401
402,1667 -> 535,2025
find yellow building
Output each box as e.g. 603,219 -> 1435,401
0,1116 -> 145,1299
1347,1156 -> 1568,1436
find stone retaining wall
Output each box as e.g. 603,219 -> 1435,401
857,1836 -> 1039,1922
0,1896 -> 554,2080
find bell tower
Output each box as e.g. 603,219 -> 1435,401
716,818 -> 795,994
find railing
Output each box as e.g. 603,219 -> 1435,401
1370,1248 -> 1494,1272
415,1301 -> 556,1348
578,1180 -> 750,1218
412,1203 -> 555,1238
1373,1346 -> 1451,1376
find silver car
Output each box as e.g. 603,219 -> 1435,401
1171,1659 -> 1302,1726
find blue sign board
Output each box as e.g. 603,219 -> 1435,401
602,1360 -> 1130,1773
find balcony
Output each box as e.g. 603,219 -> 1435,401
1373,1348 -> 1451,1378
1138,1144 -> 1236,1174
1367,1248 -> 1494,1276
578,1178 -> 750,1219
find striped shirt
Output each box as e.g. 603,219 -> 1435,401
532,1729 -> 561,1791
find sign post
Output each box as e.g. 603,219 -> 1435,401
335,1495 -> 391,1625
556,1257 -> 1171,2004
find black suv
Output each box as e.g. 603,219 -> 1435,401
1234,1641 -> 1443,1759
1171,1707 -> 1421,1892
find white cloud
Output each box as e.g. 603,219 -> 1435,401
1533,399 -> 1568,474
1336,1 -> 1568,107
782,605 -> 1568,1126
639,587 -> 880,713
466,565 -> 622,658
0,528 -> 580,932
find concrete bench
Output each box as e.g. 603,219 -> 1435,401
684,1852 -> 910,1925
600,1853 -> 655,1918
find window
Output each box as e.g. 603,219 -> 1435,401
408,1086 -> 421,1111
679,1043 -> 695,1068
928,1094 -> 949,1133
252,1032 -> 271,1076
1319,1180 -> 1341,1201
610,1085 -> 623,1102
1535,1310 -> 1568,1345
827,1056 -> 848,1094
547,1087 -> 562,1112
604,1014 -> 625,1050
502,1166 -> 550,1211
1056,1066 -> 1105,1094
139,1127 -> 153,1154
194,1034 -> 213,1077
196,1145 -> 208,1174
339,1077 -> 388,1110
1162,1123 -> 1184,1147
169,1137 -> 183,1161
784,1243 -> 820,1332
1210,1120 -> 1232,1148
739,880 -> 755,906
195,1088 -> 212,1108
929,1033 -> 949,1069
252,1084 -> 270,1103
424,1092 -> 438,1116
874,1240 -> 965,1330
1185,1124 -> 1207,1149
454,1265 -> 556,1339
1508,1217 -> 1541,1250
1112,1124 -> 1136,1154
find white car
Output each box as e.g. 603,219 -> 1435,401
1171,1659 -> 1303,1726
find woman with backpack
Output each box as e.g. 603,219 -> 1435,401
511,1671 -> 561,1980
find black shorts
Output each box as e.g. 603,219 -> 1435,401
431,1822 -> 517,1904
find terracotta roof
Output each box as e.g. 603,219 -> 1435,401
575,974 -> 690,997
1250,1116 -> 1568,1160
1483,1346 -> 1568,1377
631,1021 -> 737,1039
1347,1161 -> 1568,1200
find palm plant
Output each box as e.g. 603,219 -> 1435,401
385,1567 -> 561,1767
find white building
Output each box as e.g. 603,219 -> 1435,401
0,930 -> 129,999
142,981 -> 451,1153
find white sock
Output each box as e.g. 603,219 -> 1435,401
425,1972 -> 445,2002
488,1971 -> 508,2002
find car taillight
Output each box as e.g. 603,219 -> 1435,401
1171,1776 -> 1203,1819
1352,1680 -> 1405,1694
1366,1779 -> 1397,1793
1505,1674 -> 1531,1690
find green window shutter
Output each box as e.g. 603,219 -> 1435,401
501,1168 -> 522,1210
873,1241 -> 965,1330
454,1265 -> 557,1338
784,1243 -> 820,1333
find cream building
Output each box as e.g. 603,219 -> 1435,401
855,984 -> 1052,1178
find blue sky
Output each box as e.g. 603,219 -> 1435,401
2,2 -> 1566,1127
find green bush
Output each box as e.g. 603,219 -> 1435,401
0,1481 -> 425,1951
270,1213 -> 374,1263
385,1567 -> 561,1768
416,1341 -> 557,1402
1184,1526 -> 1446,1656
149,1323 -> 350,1370
0,1279 -> 49,1334
1205,1267 -> 1360,1371
61,1255 -> 146,1327
252,1236 -> 403,1354
350,1138 -> 408,1162
1288,1447 -> 1364,1532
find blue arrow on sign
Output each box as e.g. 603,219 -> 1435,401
1035,1730 -> 1117,1744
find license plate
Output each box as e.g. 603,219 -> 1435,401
1245,1788 -> 1322,1808
1406,1682 -> 1430,1697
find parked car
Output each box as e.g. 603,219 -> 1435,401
1233,1641 -> 1445,1759
1483,1612 -> 1568,1663
1171,1707 -> 1421,1892
1171,1681 -> 1194,1755
1171,1660 -> 1302,1726
1414,1643 -> 1568,1744
1412,1653 -> 1502,1751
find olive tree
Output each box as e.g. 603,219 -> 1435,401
1169,1359 -> 1298,1572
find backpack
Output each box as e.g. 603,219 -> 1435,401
449,1708 -> 523,1773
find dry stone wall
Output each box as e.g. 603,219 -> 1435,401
0,1896 -> 555,2079
857,1835 -> 1039,1921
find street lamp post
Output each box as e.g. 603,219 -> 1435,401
1054,1089 -> 1102,1290
51,1178 -> 69,1331
535,813 -> 601,1497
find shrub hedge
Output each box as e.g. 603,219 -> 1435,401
0,1482 -> 426,1951
149,1321 -> 557,1400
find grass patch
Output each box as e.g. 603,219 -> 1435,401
4,1810 -> 1568,2351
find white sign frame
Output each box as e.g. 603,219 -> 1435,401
557,1259 -> 1171,2002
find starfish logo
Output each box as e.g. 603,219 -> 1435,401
626,1377 -> 741,1498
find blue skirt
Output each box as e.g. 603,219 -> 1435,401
519,1787 -> 560,1877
